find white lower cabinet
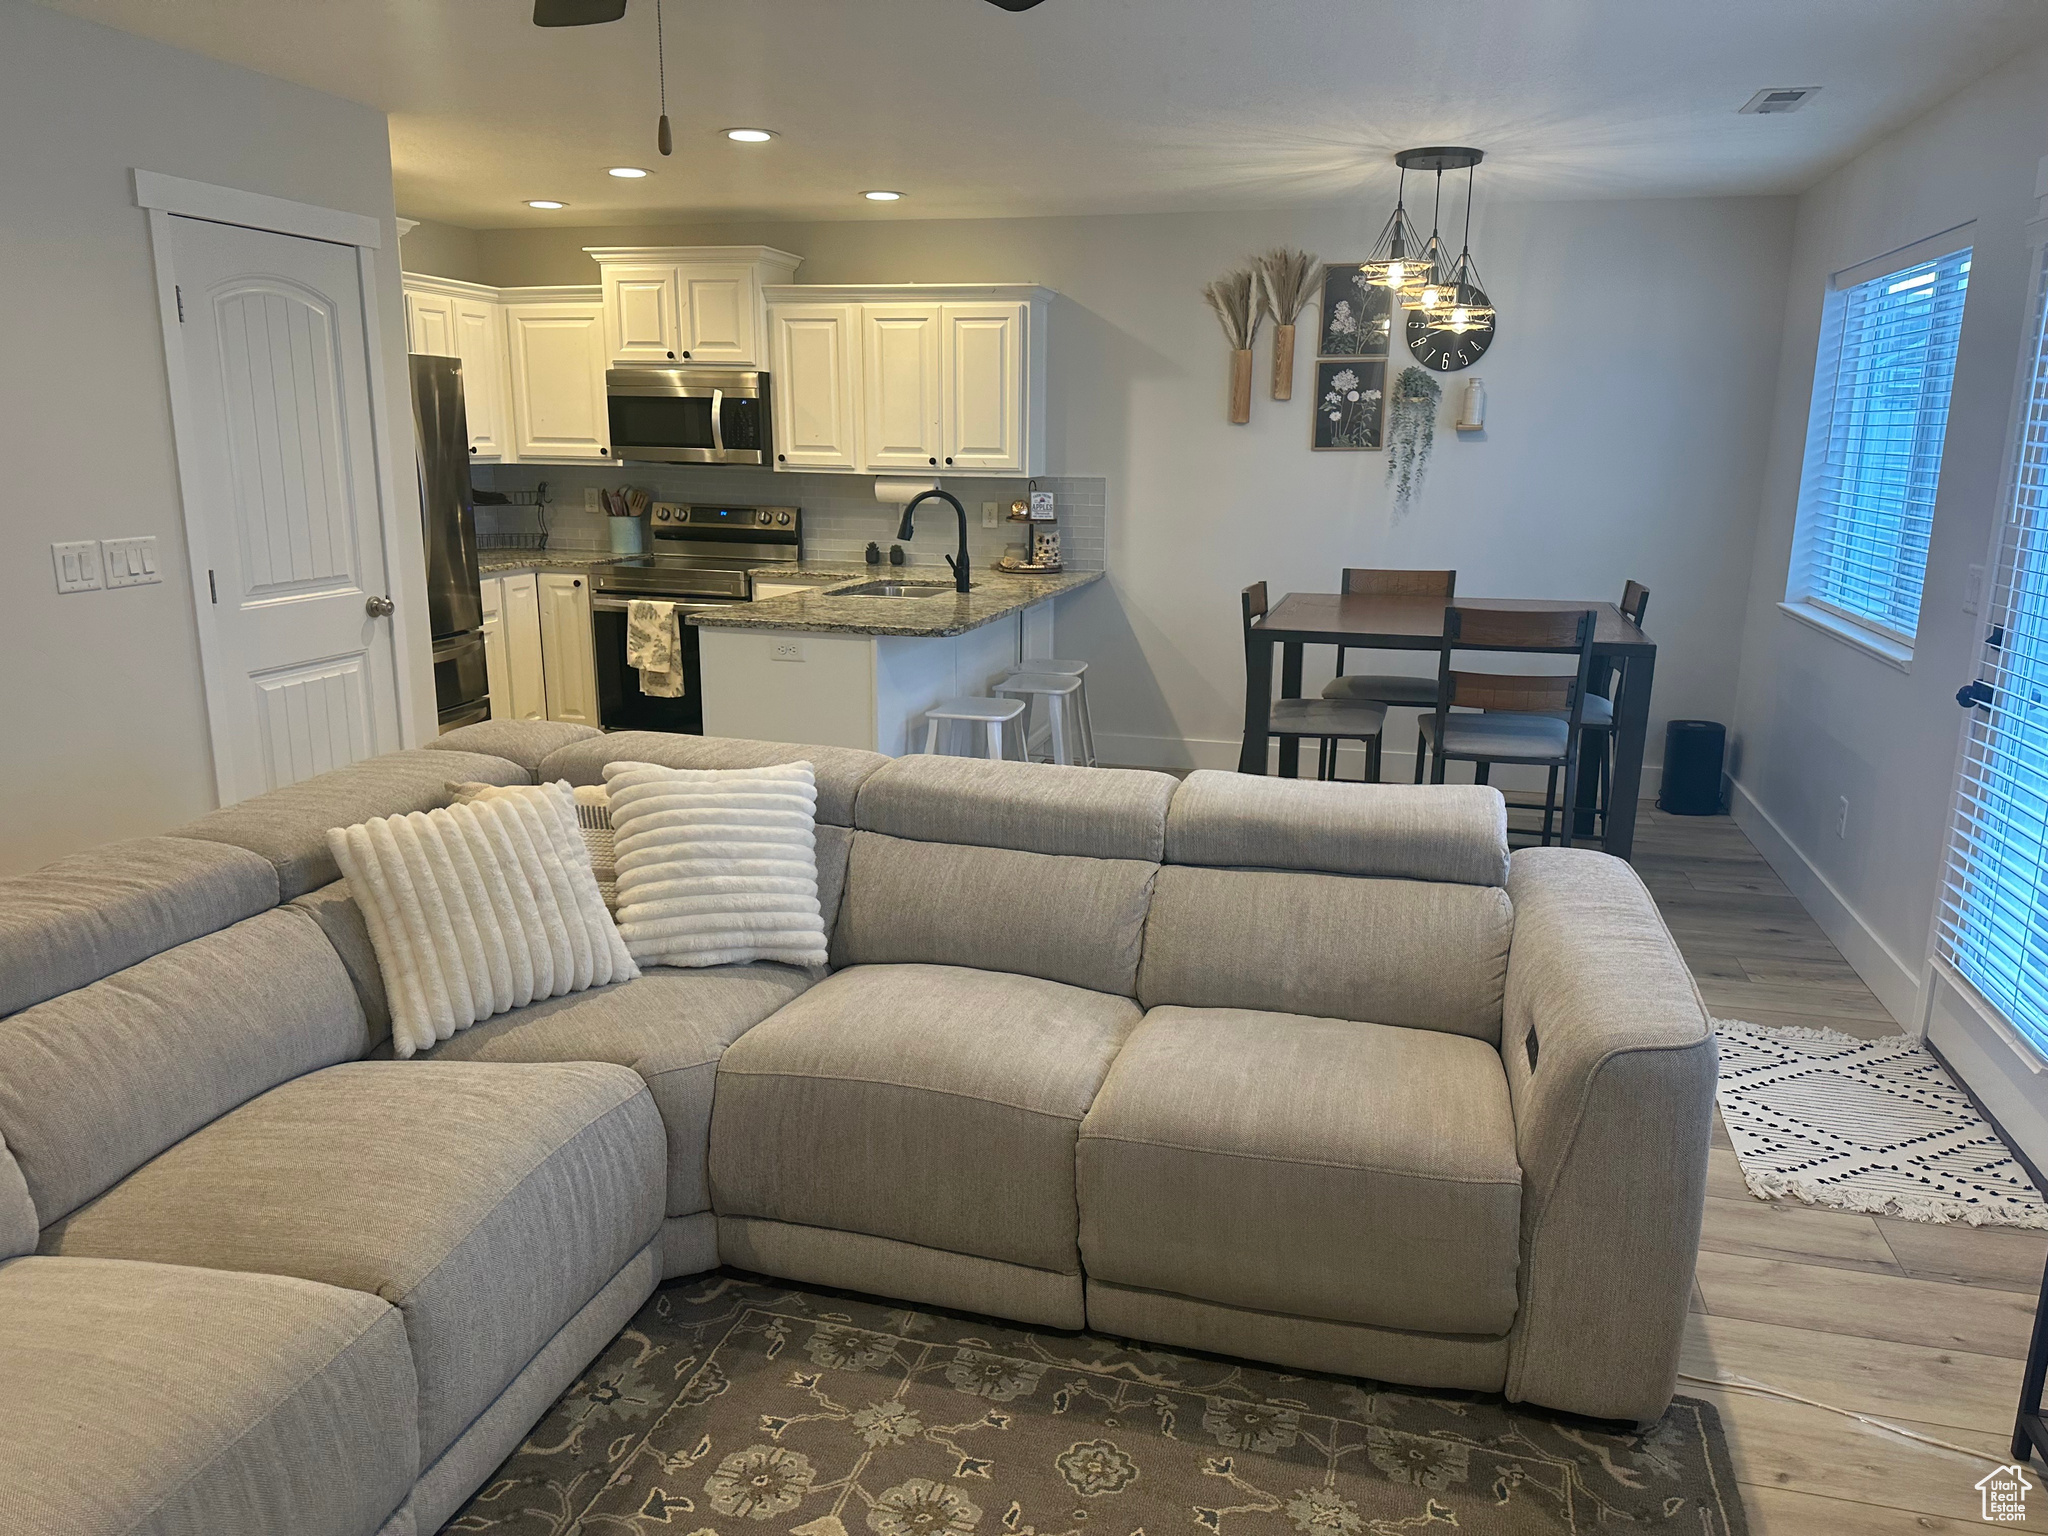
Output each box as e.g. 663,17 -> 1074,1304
537,571 -> 599,725
482,572 -> 546,721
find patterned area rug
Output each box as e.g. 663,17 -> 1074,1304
445,1273 -> 1746,1536
1714,1019 -> 2048,1227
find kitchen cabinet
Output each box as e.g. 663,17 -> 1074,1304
404,276 -> 510,460
504,297 -> 612,463
537,571 -> 599,725
861,304 -> 944,471
404,287 -> 457,359
587,246 -> 803,368
764,285 -> 1051,478
480,572 -> 546,721
770,304 -> 862,470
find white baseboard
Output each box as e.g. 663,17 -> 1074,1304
1728,779 -> 1917,1026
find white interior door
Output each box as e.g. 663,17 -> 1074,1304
167,214 -> 404,803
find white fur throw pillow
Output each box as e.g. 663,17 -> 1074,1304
604,759 -> 828,969
328,787 -> 638,1057
451,780 -> 617,910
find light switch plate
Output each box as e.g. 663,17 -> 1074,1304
982,501 -> 1000,528
584,487 -> 602,512
52,540 -> 103,593
102,536 -> 162,588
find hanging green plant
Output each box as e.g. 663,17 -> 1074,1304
1386,365 -> 1441,516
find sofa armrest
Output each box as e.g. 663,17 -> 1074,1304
1501,847 -> 1716,1423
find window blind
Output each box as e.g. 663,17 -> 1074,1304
1792,247 -> 1972,641
1937,241 -> 2048,1053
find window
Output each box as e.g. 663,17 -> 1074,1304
1787,241 -> 1972,648
1938,241 -> 2048,1054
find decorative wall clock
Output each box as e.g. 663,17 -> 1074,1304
1406,300 -> 1495,372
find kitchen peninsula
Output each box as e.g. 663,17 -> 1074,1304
692,565 -> 1101,754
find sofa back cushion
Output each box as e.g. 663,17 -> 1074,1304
0,1135 -> 34,1259
537,731 -> 887,827
854,756 -> 1178,860
168,749 -> 532,900
424,719 -> 603,773
0,837 -> 279,1018
835,833 -> 1157,996
1138,867 -> 1513,1040
0,908 -> 370,1228
1166,771 -> 1509,885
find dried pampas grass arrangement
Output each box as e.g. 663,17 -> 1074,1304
1257,248 -> 1322,401
1203,268 -> 1269,423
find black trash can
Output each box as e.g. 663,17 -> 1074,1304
1659,720 -> 1726,815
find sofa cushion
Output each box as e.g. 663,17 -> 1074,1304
0,1135 -> 34,1260
0,836 -> 281,1020
853,754 -> 1177,860
711,963 -> 1140,1274
1165,770 -> 1510,886
1137,865 -> 1513,1041
537,731 -> 887,827
0,908 -> 371,1228
1078,1006 -> 1523,1336
422,965 -> 814,1217
39,1059 -> 664,1467
425,719 -> 603,772
169,749 -> 532,900
833,831 -> 1157,996
0,1256 -> 416,1536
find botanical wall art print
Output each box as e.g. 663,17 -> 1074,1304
1315,264 -> 1392,356
1312,360 -> 1386,450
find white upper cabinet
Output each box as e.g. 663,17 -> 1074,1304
862,305 -> 944,471
942,303 -> 1028,474
504,297 -> 613,462
765,286 -> 1051,477
587,247 -> 803,368
771,304 -> 861,471
405,276 -> 508,461
404,286 -> 457,359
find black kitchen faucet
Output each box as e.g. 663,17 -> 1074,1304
896,490 -> 972,593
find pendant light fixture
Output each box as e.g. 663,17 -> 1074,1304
1358,166 -> 1427,293
654,0 -> 671,155
1426,155 -> 1495,334
1398,167 -> 1452,312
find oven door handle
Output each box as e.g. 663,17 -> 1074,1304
709,388 -> 725,454
592,595 -> 741,613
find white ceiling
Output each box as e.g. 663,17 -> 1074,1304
37,0 -> 2048,227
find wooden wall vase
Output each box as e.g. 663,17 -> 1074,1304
1229,348 -> 1253,424
1272,324 -> 1296,401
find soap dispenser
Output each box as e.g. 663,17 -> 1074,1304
865,541 -> 881,566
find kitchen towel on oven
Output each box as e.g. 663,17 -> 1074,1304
626,598 -> 687,697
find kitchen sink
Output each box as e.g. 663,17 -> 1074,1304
833,580 -> 971,598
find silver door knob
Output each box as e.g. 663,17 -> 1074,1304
365,595 -> 395,618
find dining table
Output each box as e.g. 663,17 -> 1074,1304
1237,591 -> 1659,862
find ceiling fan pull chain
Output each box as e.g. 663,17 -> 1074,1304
656,0 -> 672,155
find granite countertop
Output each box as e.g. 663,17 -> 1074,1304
692,567 -> 1103,638
477,550 -> 622,575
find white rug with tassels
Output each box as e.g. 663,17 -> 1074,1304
1713,1019 -> 2048,1228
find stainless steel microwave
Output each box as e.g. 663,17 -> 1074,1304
605,366 -> 770,465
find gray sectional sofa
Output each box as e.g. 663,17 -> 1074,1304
0,718 -> 1716,1536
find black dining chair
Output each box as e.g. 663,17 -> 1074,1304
1415,605 -> 1600,846
1243,582 -> 1389,781
1581,580 -> 1649,838
1321,568 -> 1458,712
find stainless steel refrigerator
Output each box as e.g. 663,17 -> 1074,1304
409,355 -> 490,731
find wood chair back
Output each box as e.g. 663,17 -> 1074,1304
1335,568 -> 1456,675
1621,579 -> 1651,628
1429,605 -> 1600,777
1241,580 -> 1269,640
1447,672 -> 1579,713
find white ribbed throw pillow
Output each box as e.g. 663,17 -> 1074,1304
451,780 -> 618,910
604,759 -> 828,968
328,784 -> 638,1058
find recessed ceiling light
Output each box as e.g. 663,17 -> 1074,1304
863,190 -> 903,202
725,128 -> 776,143
525,199 -> 568,209
608,166 -> 649,179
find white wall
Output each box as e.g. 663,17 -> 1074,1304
1729,41 -> 2048,1027
0,0 -> 417,875
446,194 -> 1794,778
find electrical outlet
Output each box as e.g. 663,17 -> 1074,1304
1965,563 -> 1985,616
52,540 -> 103,593
982,501 -> 1000,528
584,487 -> 601,512
1836,796 -> 1850,838
101,536 -> 162,588
772,640 -> 805,663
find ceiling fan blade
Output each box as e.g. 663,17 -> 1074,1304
533,0 -> 628,25
983,0 -> 1050,9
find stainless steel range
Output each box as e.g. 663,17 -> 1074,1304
591,503 -> 802,733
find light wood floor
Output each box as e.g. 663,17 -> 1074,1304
1628,807 -> 2048,1534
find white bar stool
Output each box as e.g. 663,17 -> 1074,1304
995,671 -> 1086,766
922,695 -> 1027,760
1026,659 -> 1097,766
